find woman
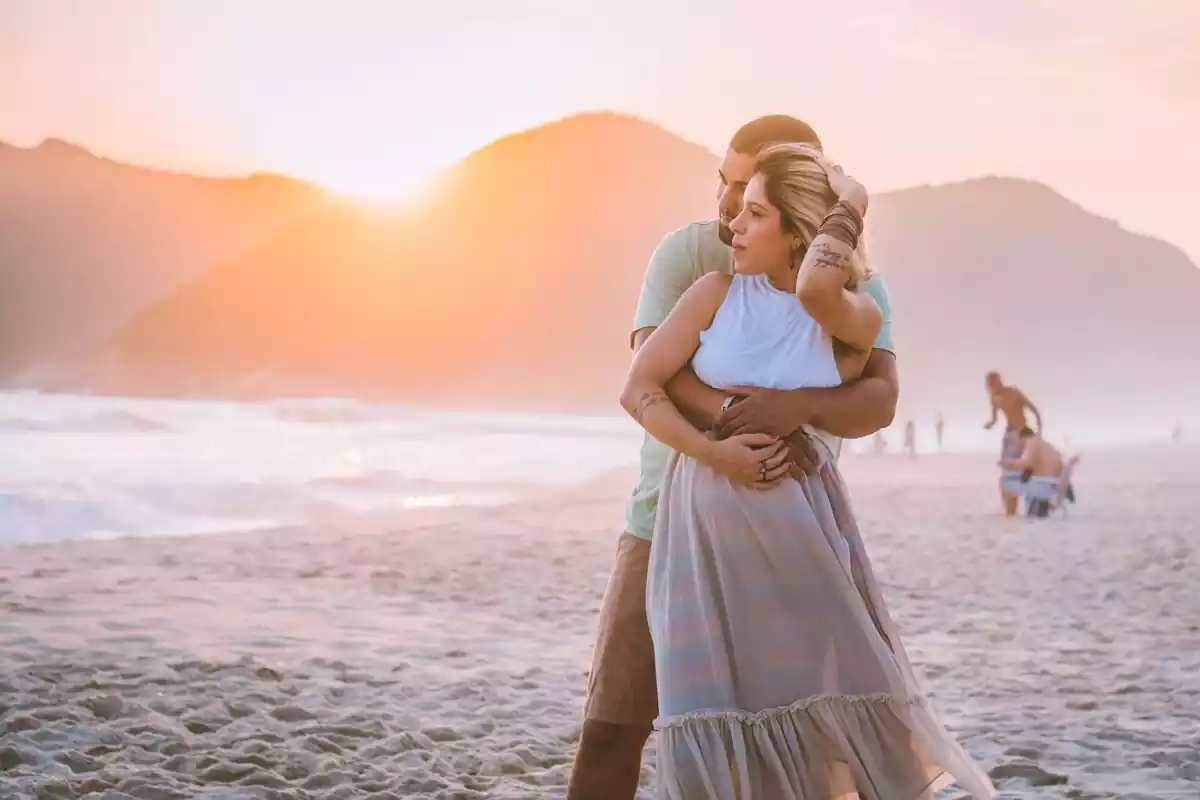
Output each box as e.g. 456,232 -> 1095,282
620,144 -> 995,799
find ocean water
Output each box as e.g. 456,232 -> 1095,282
4,390 -> 1182,547
0,391 -> 644,546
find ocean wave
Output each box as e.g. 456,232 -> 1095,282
0,408 -> 171,434
0,391 -> 637,546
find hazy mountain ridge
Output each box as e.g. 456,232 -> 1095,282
8,116 -> 1200,429
0,136 -> 329,378
868,175 -> 1200,426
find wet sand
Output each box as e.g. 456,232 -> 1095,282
2,448 -> 1198,798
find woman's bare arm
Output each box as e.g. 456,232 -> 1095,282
795,239 -> 881,353
631,327 -> 726,431
794,169 -> 881,352
620,273 -> 732,461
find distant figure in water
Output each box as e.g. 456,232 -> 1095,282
984,371 -> 1043,516
935,412 -> 945,451
1173,423 -> 1184,444
872,431 -> 888,455
999,426 -> 1073,518
902,419 -> 917,458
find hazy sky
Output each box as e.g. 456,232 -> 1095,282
2,0 -> 1198,261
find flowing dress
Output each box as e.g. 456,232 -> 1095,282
647,274 -> 996,799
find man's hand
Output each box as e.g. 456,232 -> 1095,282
783,428 -> 821,477
713,386 -> 811,439
713,394 -> 821,477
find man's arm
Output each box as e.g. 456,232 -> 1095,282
1021,392 -> 1043,432
984,398 -> 999,429
714,349 -> 898,439
807,349 -> 898,437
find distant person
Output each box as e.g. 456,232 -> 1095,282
1173,422 -> 1184,444
567,116 -> 903,800
620,146 -> 994,797
902,419 -> 917,458
935,411 -> 945,451
983,371 -> 1043,516
872,431 -> 888,455
999,426 -> 1074,517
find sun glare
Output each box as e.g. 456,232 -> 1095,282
321,165 -> 445,209
290,142 -> 455,209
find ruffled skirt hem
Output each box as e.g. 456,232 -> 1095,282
655,692 -> 967,800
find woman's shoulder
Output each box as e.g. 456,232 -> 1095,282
689,271 -> 734,303
695,270 -> 734,289
673,271 -> 733,324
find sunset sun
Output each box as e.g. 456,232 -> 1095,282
310,157 -> 447,205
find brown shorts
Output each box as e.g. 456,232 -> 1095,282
582,533 -> 658,726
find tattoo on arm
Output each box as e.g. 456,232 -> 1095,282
809,241 -> 851,274
629,390 -> 669,423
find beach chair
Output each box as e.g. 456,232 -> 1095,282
1009,454 -> 1079,518
1052,455 -> 1080,517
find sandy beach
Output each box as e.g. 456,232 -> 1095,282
3,447 -> 1199,799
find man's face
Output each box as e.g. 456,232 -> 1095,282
716,148 -> 757,246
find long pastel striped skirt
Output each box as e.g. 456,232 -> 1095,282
646,445 -> 996,800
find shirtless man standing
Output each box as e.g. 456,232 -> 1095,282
983,371 -> 1043,516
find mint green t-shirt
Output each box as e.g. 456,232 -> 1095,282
625,219 -> 896,542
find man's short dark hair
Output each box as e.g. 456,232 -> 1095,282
729,115 -> 822,155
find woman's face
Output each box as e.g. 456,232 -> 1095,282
728,173 -> 794,275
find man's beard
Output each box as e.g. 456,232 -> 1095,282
718,219 -> 734,246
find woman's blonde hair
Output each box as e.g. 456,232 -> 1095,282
753,143 -> 873,290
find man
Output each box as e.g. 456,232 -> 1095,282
565,115 -> 899,800
999,426 -> 1070,517
983,371 -> 1043,517
902,419 -> 916,458
935,411 -> 945,451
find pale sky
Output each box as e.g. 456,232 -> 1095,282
2,0 -> 1198,261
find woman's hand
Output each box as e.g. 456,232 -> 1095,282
705,434 -> 791,490
820,159 -> 868,215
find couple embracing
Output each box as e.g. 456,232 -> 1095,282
568,116 -> 996,800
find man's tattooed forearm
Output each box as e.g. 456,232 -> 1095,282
809,241 -> 850,273
630,390 -> 669,422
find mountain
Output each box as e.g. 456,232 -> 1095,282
71,112 -> 717,407
58,114 -> 1200,425
0,138 -> 327,379
869,177 -> 1200,428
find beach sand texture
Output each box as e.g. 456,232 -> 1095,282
2,449 -> 1198,799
